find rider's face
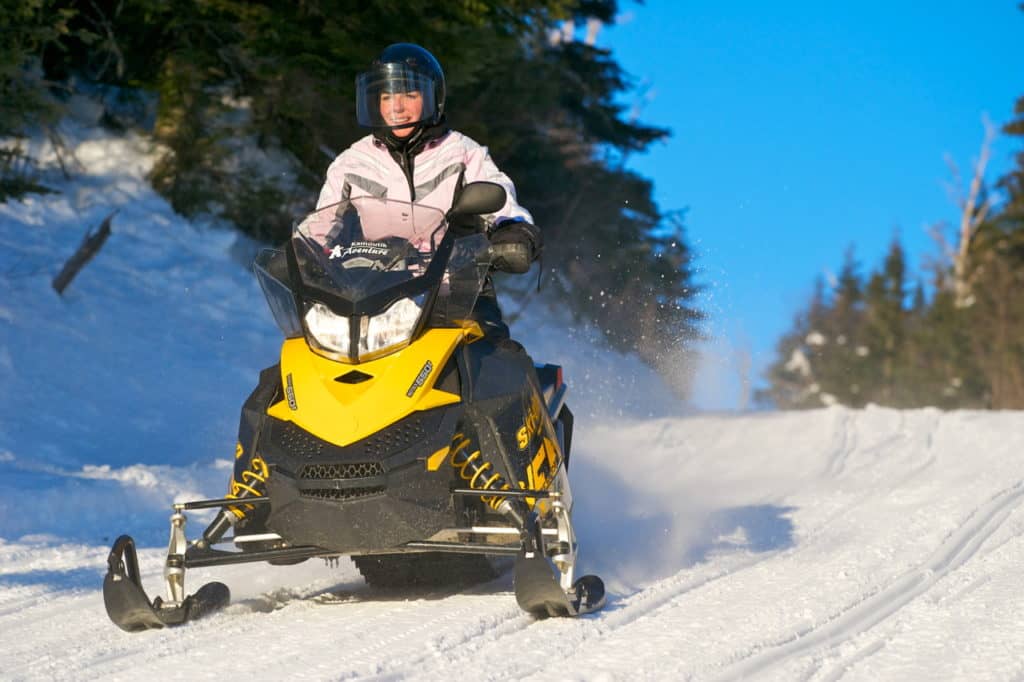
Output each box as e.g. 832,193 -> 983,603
380,91 -> 424,138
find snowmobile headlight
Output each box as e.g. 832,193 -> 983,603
360,295 -> 425,358
304,302 -> 351,355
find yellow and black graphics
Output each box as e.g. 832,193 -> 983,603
515,388 -> 562,511
225,440 -> 269,519
461,380 -> 564,514
265,326 -> 478,448
444,382 -> 562,514
222,362 -> 284,524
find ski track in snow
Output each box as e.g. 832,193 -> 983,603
355,551 -> 774,681
715,480 -> 1024,681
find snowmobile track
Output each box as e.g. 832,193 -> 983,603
713,480 -> 1024,681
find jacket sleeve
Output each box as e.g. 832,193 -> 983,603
316,151 -> 352,209
461,136 -> 535,228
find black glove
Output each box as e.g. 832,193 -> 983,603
489,221 -> 541,274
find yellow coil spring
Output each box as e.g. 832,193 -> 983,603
226,455 -> 269,519
449,433 -> 510,511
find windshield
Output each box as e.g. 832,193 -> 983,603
254,196 -> 491,362
292,197 -> 447,305
297,196 -> 445,247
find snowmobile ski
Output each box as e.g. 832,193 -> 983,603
103,535 -> 229,631
513,510 -> 606,617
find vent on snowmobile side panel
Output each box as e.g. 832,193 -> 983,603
278,422 -> 328,459
435,355 -> 461,395
300,462 -> 384,479
363,418 -> 427,457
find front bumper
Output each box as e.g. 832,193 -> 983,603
260,405 -> 464,552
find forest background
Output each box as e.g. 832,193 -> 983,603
761,3 -> 1024,410
1,0 -> 703,393
4,0 -> 1024,410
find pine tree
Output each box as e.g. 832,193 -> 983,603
910,288 -> 987,408
817,246 -> 870,406
0,0 -> 83,199
998,93 -> 1024,224
13,0 -> 705,392
963,220 -> 1024,407
864,238 -> 907,404
961,41 -> 1024,407
761,277 -> 829,409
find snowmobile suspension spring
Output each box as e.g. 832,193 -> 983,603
450,433 -> 511,511
226,455 -> 269,519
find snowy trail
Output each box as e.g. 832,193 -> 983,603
4,408 -> 1024,680
716,482 -> 1024,681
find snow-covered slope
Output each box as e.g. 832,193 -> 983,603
3,129 -> 1024,681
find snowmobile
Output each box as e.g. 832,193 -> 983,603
103,182 -> 605,631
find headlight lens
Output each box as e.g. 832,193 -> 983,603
304,295 -> 425,361
360,295 -> 424,356
305,302 -> 351,355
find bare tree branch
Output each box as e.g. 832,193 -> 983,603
87,0 -> 126,80
52,211 -> 116,295
953,116 -> 996,307
927,220 -> 955,264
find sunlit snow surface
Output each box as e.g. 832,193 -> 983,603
2,129 -> 1024,681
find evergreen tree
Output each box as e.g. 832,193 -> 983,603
816,246 -> 870,406
963,219 -> 1024,407
862,238 -> 907,404
0,0 -> 82,199
7,0 -> 705,391
961,24 -> 1024,408
909,288 -> 988,408
765,4 -> 1024,411
761,277 -> 826,409
998,91 -> 1024,223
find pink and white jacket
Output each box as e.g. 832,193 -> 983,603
316,131 -> 533,229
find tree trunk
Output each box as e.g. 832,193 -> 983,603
953,119 -> 995,307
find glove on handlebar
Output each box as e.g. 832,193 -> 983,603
489,221 -> 542,274
490,242 -> 532,274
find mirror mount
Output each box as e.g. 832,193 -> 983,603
447,181 -> 507,221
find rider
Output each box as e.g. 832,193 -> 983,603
316,43 -> 541,341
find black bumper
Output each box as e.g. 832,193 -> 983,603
260,405 -> 464,552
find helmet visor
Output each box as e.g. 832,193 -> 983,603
356,64 -> 438,129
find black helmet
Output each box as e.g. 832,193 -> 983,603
356,43 -> 446,131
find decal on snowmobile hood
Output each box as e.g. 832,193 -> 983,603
406,360 -> 433,398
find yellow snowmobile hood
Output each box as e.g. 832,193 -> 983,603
266,327 -> 477,447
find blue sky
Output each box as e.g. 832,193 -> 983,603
601,2 -> 1024,408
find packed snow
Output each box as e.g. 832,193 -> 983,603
2,127 -> 1024,681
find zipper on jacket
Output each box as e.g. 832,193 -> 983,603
390,147 -> 416,202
